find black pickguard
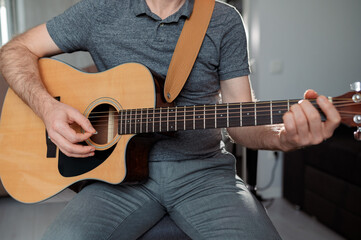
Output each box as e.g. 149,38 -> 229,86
58,143 -> 117,177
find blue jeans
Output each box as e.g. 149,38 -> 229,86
42,154 -> 281,240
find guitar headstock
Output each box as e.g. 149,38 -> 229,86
334,82 -> 361,140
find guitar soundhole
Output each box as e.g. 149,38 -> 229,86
88,104 -> 119,145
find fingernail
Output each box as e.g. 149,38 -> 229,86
93,131 -> 98,135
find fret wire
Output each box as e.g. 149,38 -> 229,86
136,109 -> 139,133
170,108 -> 175,131
287,100 -> 290,111
167,107 -> 169,132
159,108 -> 162,132
139,109 -> 143,133
193,106 -> 196,130
270,100 -> 273,125
227,103 -> 229,128
143,109 -> 147,133
203,105 -> 206,129
254,102 -> 257,126
134,109 -> 137,133
240,103 -> 242,127
215,105 -> 217,129
120,110 -> 123,135
184,106 -> 186,130
138,109 -> 141,133
129,109 -> 132,134
153,108 -> 155,133
175,107 -> 178,131
128,109 -> 131,134
135,109 -> 138,134
125,110 -> 128,134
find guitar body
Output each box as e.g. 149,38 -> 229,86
0,58 -> 159,203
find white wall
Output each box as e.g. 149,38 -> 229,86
245,0 -> 361,198
15,0 -> 93,69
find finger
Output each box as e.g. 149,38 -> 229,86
290,103 -> 310,143
49,132 -> 95,158
282,112 -> 298,143
299,99 -> 323,144
69,109 -> 96,134
317,96 -> 341,139
54,120 -> 93,144
304,89 -> 318,99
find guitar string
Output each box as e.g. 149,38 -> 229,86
86,98 -> 353,116
4,112 -> 356,133
86,99 -> 356,120
89,111 -> 356,129
86,100 -> 357,123
3,100 -> 358,129
8,112 -> 355,135
87,96 -> 354,115
86,98 -> 354,117
90,112 -> 355,127
87,102 -> 358,126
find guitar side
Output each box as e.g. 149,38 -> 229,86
0,58 -> 157,203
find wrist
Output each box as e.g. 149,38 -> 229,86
267,125 -> 293,152
35,94 -> 59,122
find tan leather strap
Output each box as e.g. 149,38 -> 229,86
164,0 -> 215,103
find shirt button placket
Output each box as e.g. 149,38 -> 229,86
158,22 -> 165,42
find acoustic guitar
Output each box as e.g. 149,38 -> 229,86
0,58 -> 359,203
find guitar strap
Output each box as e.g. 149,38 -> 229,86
164,0 -> 215,103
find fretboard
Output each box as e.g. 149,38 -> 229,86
118,99 -> 319,135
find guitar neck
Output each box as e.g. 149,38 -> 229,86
118,99 -> 322,135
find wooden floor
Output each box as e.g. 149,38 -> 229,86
0,191 -> 345,240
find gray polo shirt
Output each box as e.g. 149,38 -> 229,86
47,0 -> 250,161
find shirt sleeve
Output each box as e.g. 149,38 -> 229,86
46,0 -> 100,53
218,8 -> 250,81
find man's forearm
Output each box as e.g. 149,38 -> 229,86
0,37 -> 56,120
227,124 -> 285,151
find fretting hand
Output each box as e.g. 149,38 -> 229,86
279,89 -> 341,151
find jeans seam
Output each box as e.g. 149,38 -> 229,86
170,208 -> 206,240
104,207 -> 138,240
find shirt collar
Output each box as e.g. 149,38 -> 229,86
133,0 -> 194,21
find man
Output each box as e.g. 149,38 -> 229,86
0,0 -> 340,239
